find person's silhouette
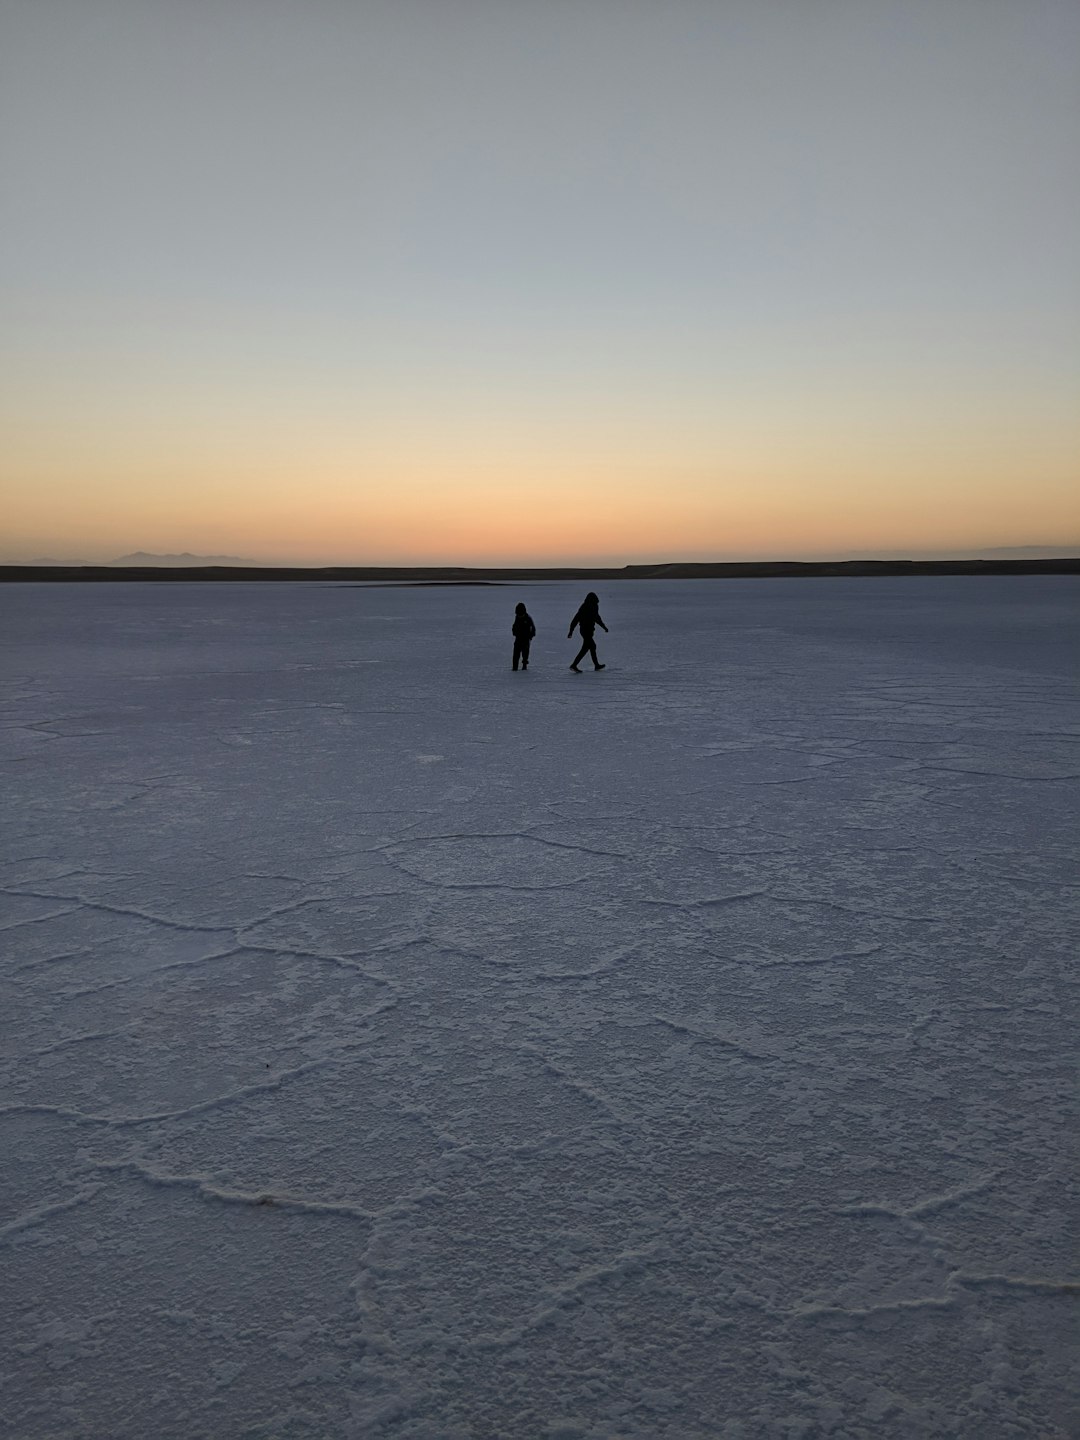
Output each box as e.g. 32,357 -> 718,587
568,592 -> 608,671
512,602 -> 536,670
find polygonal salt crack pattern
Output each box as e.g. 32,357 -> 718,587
2,578 -> 1078,1439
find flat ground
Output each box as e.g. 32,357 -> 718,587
2,578 -> 1078,1439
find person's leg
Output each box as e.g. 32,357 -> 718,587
588,638 -> 604,669
521,640 -> 530,669
513,639 -> 522,670
571,640 -> 589,670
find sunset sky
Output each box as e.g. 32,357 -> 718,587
2,0 -> 1078,565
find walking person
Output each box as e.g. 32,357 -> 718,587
512,602 -> 536,671
568,591 -> 608,672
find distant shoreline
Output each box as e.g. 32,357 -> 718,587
1,559 -> 1078,583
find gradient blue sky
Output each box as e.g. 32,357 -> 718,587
2,0 -> 1078,564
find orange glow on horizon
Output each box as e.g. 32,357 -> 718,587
3,383 -> 1078,565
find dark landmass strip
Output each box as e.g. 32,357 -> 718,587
353,579 -> 507,587
1,559 -> 1078,584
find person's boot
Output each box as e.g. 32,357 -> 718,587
594,663 -> 605,670
570,664 -> 581,672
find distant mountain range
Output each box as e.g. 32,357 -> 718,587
108,551 -> 252,566
28,552 -> 252,566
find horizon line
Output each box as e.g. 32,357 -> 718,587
5,556 -> 1079,583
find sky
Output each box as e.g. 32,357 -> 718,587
2,0 -> 1078,566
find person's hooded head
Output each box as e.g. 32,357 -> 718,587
515,602 -> 527,615
584,592 -> 599,608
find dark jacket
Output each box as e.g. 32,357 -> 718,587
512,612 -> 536,640
569,603 -> 606,638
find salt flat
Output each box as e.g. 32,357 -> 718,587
1,577 -> 1078,1439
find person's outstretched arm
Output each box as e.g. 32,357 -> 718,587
567,610 -> 579,638
597,612 -> 609,632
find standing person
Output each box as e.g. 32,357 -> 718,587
512,602 -> 536,671
568,591 -> 608,672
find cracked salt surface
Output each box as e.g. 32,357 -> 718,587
1,576 -> 1077,1438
